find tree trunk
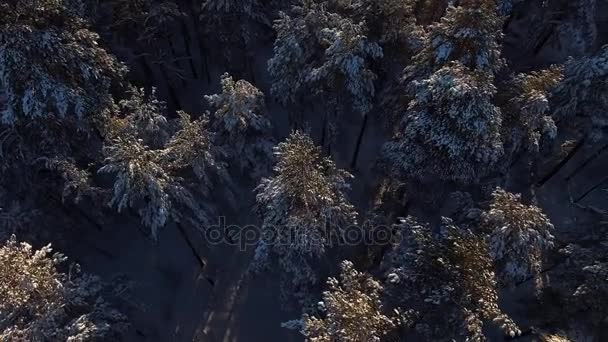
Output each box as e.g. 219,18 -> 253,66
320,110 -> 328,147
536,137 -> 586,187
179,18 -> 199,79
350,113 -> 369,169
159,64 -> 182,112
166,38 -> 186,86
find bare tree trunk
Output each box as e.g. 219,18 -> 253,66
179,18 -> 199,79
536,137 -> 586,187
350,113 -> 369,169
159,64 -> 182,112
320,110 -> 328,147
166,38 -> 186,86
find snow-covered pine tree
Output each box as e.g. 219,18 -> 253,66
382,62 -> 504,184
205,73 -> 274,178
405,0 -> 504,80
164,111 -> 231,194
297,260 -> 397,341
0,0 -> 125,125
480,188 -> 554,287
112,87 -> 170,148
200,0 -> 269,61
384,216 -> 521,341
556,0 -> 598,58
99,109 -> 226,240
549,239 -> 608,335
0,235 -> 128,340
551,45 -> 608,141
201,0 -> 267,23
253,131 -> 357,304
502,66 -> 563,159
268,0 -> 382,114
356,0 -> 423,52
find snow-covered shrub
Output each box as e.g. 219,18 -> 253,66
502,66 -> 563,158
253,131 -> 357,304
551,45 -> 608,141
384,216 -> 520,341
480,188 -> 554,287
406,0 -> 504,78
0,0 -> 125,125
268,0 -> 382,114
300,260 -> 397,341
205,73 -> 274,178
0,235 -> 128,340
382,62 -> 504,184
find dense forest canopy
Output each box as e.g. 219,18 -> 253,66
0,0 -> 607,341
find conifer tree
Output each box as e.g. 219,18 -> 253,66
384,216 -> 521,341
382,62 -> 504,184
0,0 -> 125,125
480,188 -> 555,287
268,0 -> 382,115
0,235 -> 128,340
298,260 -> 397,342
551,45 -> 608,141
99,103 -> 227,239
253,131 -> 357,304
205,73 -> 274,178
502,67 -> 563,159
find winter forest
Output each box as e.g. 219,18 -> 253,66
0,0 -> 608,341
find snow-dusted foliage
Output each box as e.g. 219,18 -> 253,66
0,235 -> 128,340
205,73 -> 274,178
98,136 -> 181,239
553,241 -> 608,331
200,0 -> 268,47
502,66 -> 563,157
268,0 -> 382,114
99,111 -> 225,239
43,157 -> 94,203
551,45 -> 608,141
253,131 -> 357,304
111,87 -> 170,148
496,0 -> 524,16
407,0 -> 504,77
557,0 -> 597,57
382,62 -> 504,184
357,0 -> 423,49
202,0 -> 267,22
299,260 -> 397,342
164,112 -> 230,192
104,0 -> 183,42
384,216 -> 521,341
480,188 -> 554,287
0,0 -> 125,125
